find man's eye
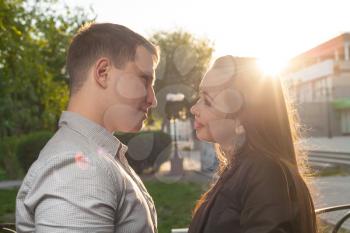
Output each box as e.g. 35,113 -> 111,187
140,76 -> 148,84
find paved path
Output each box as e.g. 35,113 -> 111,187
302,137 -> 350,153
313,175 -> 350,230
0,180 -> 22,189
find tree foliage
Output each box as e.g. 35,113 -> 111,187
0,0 -> 94,137
149,30 -> 214,121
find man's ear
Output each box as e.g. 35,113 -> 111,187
94,57 -> 111,89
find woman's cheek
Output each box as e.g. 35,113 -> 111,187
212,89 -> 243,114
207,118 -> 236,143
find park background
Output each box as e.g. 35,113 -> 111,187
1,0 -> 350,232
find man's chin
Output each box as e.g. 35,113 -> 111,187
120,120 -> 144,133
130,125 -> 143,132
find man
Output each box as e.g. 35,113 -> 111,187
16,23 -> 159,233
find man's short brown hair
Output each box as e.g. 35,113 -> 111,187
66,23 -> 159,95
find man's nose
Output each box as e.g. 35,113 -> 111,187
147,87 -> 157,108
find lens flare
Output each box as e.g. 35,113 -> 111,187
257,57 -> 288,77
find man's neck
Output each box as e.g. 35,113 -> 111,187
67,97 -> 106,132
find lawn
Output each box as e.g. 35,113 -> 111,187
145,181 -> 204,233
0,181 -> 204,233
1,182 -> 350,233
0,181 -> 349,233
0,188 -> 17,223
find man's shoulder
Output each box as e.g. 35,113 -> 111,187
21,128 -> 96,184
21,126 -> 127,191
38,127 -> 89,159
19,142 -> 123,196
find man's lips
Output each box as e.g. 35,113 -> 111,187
140,108 -> 148,119
194,120 -> 204,130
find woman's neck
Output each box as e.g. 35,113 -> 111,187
220,143 -> 235,158
219,134 -> 246,159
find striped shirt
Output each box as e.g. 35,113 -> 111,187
16,111 -> 157,233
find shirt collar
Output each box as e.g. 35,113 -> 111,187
58,111 -> 128,157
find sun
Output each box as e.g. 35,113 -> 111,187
257,57 -> 289,77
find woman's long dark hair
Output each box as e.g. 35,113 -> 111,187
192,56 -> 317,233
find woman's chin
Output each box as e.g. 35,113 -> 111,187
195,129 -> 211,142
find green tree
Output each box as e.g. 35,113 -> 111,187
149,30 -> 214,128
0,0 -> 94,137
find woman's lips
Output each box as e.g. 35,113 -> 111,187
194,120 -> 204,130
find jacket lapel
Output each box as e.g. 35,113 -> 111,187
196,187 -> 222,233
189,146 -> 249,233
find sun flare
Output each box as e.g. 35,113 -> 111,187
257,58 -> 289,77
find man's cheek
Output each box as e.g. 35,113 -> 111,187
103,104 -> 144,132
115,74 -> 147,99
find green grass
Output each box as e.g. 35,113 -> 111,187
0,189 -> 18,222
1,184 -> 350,233
0,182 -> 204,233
144,181 -> 204,233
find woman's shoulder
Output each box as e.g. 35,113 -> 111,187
239,150 -> 285,177
221,150 -> 289,194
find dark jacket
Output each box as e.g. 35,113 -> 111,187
189,146 -> 299,233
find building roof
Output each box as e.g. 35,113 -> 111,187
293,33 -> 350,60
286,33 -> 350,72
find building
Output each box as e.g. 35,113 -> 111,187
285,33 -> 350,137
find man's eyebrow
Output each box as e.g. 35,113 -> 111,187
139,70 -> 155,83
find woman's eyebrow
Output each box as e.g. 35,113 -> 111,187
200,90 -> 215,102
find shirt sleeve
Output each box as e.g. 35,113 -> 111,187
16,153 -> 121,233
239,157 -> 296,233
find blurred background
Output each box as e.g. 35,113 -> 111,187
0,0 -> 350,232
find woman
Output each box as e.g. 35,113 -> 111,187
188,56 -> 317,233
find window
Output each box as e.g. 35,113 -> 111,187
340,109 -> 350,135
345,44 -> 350,61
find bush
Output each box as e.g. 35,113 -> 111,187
0,130 -> 172,179
0,136 -> 24,179
16,131 -> 53,173
116,131 -> 172,174
0,168 -> 7,181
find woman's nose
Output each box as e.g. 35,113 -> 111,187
190,104 -> 197,116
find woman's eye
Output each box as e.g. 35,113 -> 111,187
196,95 -> 211,107
204,98 -> 211,106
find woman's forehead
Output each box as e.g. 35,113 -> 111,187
199,66 -> 235,92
